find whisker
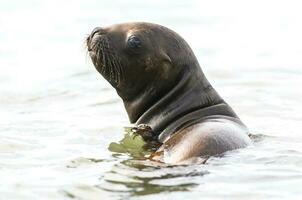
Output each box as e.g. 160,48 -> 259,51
110,56 -> 118,84
115,57 -> 123,85
113,58 -> 120,84
115,58 -> 123,85
88,35 -> 123,86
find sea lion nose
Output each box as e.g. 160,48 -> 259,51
87,27 -> 107,50
90,27 -> 107,38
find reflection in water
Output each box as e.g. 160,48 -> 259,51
66,159 -> 207,199
61,157 -> 208,199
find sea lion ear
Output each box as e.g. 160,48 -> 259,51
159,51 -> 172,79
160,51 -> 172,64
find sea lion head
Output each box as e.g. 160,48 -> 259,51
87,22 -> 199,100
87,22 -> 224,133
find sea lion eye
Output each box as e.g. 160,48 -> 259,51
127,35 -> 142,48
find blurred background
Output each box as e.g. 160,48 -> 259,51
1,0 -> 302,199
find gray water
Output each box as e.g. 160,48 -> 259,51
1,0 -> 302,199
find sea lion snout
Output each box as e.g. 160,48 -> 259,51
87,26 -> 124,88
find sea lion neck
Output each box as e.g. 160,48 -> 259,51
122,64 -> 236,136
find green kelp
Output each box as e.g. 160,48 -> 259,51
108,127 -> 152,158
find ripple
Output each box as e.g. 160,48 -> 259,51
66,157 -> 110,168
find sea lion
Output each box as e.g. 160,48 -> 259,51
86,22 -> 251,164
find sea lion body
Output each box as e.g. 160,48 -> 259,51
157,117 -> 250,163
86,22 -> 251,164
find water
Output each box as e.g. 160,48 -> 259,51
1,0 -> 302,199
